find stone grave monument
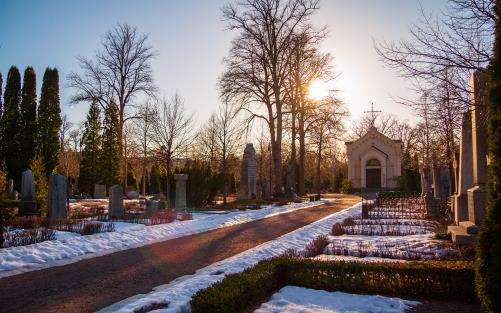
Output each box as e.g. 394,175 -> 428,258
419,163 -> 437,216
19,170 -> 37,216
174,174 -> 188,209
238,143 -> 257,200
8,179 -> 14,199
127,190 -> 139,199
449,70 -> 488,244
453,112 -> 474,224
431,156 -> 443,200
109,184 -> 124,217
146,200 -> 160,215
48,174 -> 68,219
94,184 -> 106,199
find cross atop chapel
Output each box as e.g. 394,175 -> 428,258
364,102 -> 382,128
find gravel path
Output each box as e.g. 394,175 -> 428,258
0,195 -> 360,313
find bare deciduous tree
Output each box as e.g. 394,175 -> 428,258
68,23 -> 156,177
151,93 -> 193,204
286,29 -> 332,195
220,0 -> 321,195
211,102 -> 243,203
309,96 -> 347,194
375,0 -> 494,100
132,102 -> 156,195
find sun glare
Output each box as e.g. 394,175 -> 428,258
308,80 -> 331,100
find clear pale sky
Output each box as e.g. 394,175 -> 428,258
0,0 -> 447,127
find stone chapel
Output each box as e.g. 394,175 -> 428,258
345,127 -> 402,190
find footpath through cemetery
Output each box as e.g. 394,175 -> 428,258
1,1 -> 501,313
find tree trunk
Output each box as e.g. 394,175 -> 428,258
119,105 -> 125,190
315,134 -> 323,194
290,102 -> 297,192
166,159 -> 171,208
273,102 -> 283,195
298,113 -> 306,195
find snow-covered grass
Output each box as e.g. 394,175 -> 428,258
0,200 -> 324,277
311,254 -> 406,263
98,202 -> 362,313
254,286 -> 419,313
326,234 -> 460,260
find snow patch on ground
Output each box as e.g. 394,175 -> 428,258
0,201 -> 324,277
325,233 -> 458,259
254,286 -> 419,313
311,254 -> 406,263
99,203 -> 362,313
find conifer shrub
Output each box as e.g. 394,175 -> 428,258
475,3 -> 501,313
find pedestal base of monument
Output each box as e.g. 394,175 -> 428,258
448,225 -> 477,245
467,185 -> 487,225
19,200 -> 37,216
453,194 -> 469,224
448,221 -> 479,245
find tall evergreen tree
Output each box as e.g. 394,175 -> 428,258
0,67 -> 22,185
126,162 -> 137,189
0,72 -> 3,156
149,164 -> 161,194
476,2 -> 501,312
30,151 -> 48,215
38,68 -> 62,177
20,67 -> 38,172
79,101 -> 102,196
0,73 -> 3,118
100,101 -> 121,188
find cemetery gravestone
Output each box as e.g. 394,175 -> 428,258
431,156 -> 443,200
109,185 -> 124,217
454,112 -> 474,224
146,200 -> 160,215
174,174 -> 188,209
467,70 -> 488,225
8,179 -> 14,199
449,70 -> 489,244
19,170 -> 37,216
48,174 -> 68,219
127,190 -> 139,199
238,143 -> 257,200
94,184 -> 106,199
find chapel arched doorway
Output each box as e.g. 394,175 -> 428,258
365,158 -> 381,189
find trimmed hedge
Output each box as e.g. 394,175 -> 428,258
285,259 -> 475,300
190,259 -> 286,313
190,257 -> 476,313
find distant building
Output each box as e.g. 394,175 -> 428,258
345,127 -> 402,190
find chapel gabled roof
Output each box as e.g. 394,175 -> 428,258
345,126 -> 401,147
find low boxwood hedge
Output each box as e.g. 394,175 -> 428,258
191,259 -> 286,313
190,257 -> 476,313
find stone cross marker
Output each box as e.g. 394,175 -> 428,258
174,174 -> 188,209
238,143 -> 257,200
94,184 -> 106,199
19,170 -> 37,216
109,184 -> 124,217
48,174 -> 67,219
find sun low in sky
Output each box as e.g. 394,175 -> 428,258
308,79 -> 333,101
